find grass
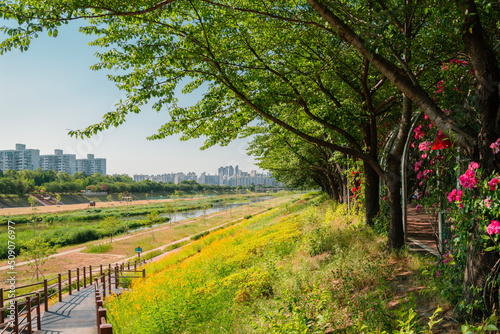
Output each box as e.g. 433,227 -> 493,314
0,194 -> 298,289
85,243 -> 113,253
104,194 -> 460,333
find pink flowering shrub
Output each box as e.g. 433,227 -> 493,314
489,177 -> 499,191
491,138 -> 500,154
487,220 -> 500,235
459,168 -> 478,190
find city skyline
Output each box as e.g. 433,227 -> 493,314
0,20 -> 263,176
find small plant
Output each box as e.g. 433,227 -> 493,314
85,243 -> 112,253
22,236 -> 57,281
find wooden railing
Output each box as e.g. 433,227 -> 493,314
0,259 -> 148,333
94,263 -> 147,333
0,292 -> 41,334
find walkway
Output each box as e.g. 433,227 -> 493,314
406,204 -> 440,257
34,287 -> 97,334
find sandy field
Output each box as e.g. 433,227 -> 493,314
0,198 -> 176,216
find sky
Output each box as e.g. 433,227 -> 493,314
0,21 -> 261,176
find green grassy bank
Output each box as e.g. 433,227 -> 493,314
105,194 -> 458,333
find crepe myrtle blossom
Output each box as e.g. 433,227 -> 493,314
469,161 -> 480,170
484,197 -> 492,209
421,153 -> 428,160
489,177 -> 500,191
490,138 -> 500,154
415,160 -> 423,172
487,220 -> 500,235
416,204 -> 422,210
448,189 -> 464,208
459,168 -> 478,190
414,125 -> 425,140
419,141 -> 432,152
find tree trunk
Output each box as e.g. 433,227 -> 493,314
364,161 -> 379,227
385,158 -> 405,249
461,224 -> 500,318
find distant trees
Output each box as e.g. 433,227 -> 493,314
0,168 -> 261,195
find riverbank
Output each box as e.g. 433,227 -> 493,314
0,194 -> 298,288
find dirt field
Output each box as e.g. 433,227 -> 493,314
0,198 -> 182,216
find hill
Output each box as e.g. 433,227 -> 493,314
105,194 -> 458,333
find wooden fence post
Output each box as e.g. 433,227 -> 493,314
0,288 -> 3,324
68,270 -> 72,295
115,266 -> 119,289
36,292 -> 41,330
100,324 -> 113,334
127,262 -> 130,271
90,265 -> 93,284
108,270 -> 112,294
83,266 -> 87,288
58,274 -> 62,302
100,264 -> 103,281
102,275 -> 106,300
44,278 -> 48,311
142,268 -> 146,278
13,299 -> 18,334
134,261 -> 137,271
77,268 -> 80,291
95,299 -> 103,328
26,296 -> 32,333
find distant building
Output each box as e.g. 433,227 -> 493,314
0,144 -> 40,172
76,154 -> 107,175
40,149 -> 76,175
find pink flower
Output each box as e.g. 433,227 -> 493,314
459,169 -> 478,190
424,114 -> 429,120
414,125 -> 425,140
419,181 -> 424,187
484,197 -> 492,208
468,162 -> 480,170
443,109 -> 451,115
421,153 -> 428,159
415,161 -> 423,172
448,189 -> 457,203
429,122 -> 433,129
448,189 -> 463,208
491,138 -> 500,154
417,171 -> 423,180
411,142 -> 416,148
419,141 -> 432,151
487,220 -> 500,235
489,178 -> 500,191
416,204 -> 422,210
436,271 -> 440,277
435,80 -> 444,94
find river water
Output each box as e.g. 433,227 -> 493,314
1,196 -> 274,233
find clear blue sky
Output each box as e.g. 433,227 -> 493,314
0,21 -> 261,176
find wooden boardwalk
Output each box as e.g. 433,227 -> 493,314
406,204 -> 440,257
34,287 -> 97,334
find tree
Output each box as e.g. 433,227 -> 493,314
2,0 -> 498,317
22,236 -> 57,281
101,216 -> 120,242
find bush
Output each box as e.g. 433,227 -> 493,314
85,243 -> 112,253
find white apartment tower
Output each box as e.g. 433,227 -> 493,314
0,144 -> 40,172
76,154 -> 107,175
40,149 -> 76,175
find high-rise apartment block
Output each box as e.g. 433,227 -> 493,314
40,149 -> 76,175
0,144 -> 40,172
0,144 -> 106,175
133,165 -> 280,187
76,154 -> 107,175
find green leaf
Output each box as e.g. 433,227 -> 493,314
484,246 -> 496,252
